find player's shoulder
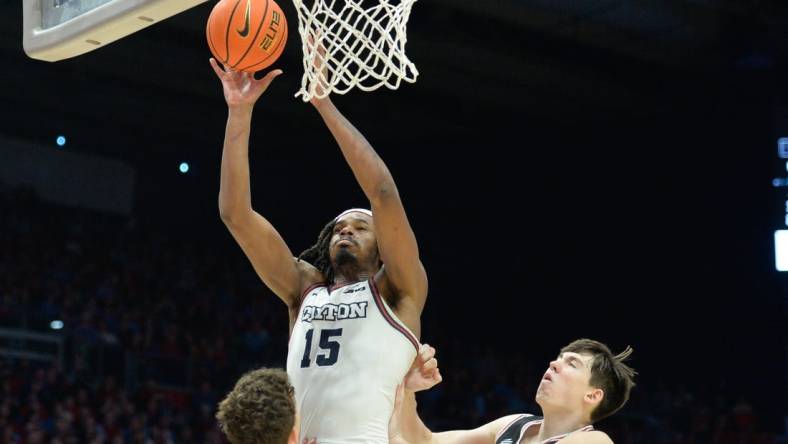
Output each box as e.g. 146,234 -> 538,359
294,256 -> 321,276
290,260 -> 325,306
296,260 -> 325,288
485,414 -> 536,437
558,430 -> 612,444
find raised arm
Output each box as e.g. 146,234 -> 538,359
211,59 -> 315,309
395,389 -> 515,444
392,344 -> 441,444
391,344 -> 506,444
393,389 -> 513,444
310,93 -> 428,327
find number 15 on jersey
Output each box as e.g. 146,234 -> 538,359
300,328 -> 343,368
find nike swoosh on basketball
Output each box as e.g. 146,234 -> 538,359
237,0 -> 251,37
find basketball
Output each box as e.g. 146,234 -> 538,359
206,0 -> 288,72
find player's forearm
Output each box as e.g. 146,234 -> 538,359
401,391 -> 435,444
218,106 -> 255,222
312,99 -> 397,203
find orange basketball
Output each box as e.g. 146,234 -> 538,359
206,0 -> 288,72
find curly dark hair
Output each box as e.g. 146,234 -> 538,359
561,339 -> 637,423
216,368 -> 296,444
297,218 -> 337,284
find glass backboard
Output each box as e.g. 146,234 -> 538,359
24,0 -> 209,62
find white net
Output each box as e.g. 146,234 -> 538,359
292,0 -> 419,101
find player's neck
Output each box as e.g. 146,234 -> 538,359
332,269 -> 373,287
332,258 -> 379,287
537,410 -> 589,442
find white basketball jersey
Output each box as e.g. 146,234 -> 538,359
286,279 -> 418,444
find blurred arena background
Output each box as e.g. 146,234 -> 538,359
1,1 -> 787,442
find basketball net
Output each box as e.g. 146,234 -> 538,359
292,0 -> 419,101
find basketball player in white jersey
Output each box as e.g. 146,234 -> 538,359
210,59 -> 428,443
390,339 -> 636,444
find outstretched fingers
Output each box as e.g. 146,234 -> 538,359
209,58 -> 225,77
257,69 -> 284,87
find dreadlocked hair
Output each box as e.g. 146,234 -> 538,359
298,218 -> 336,284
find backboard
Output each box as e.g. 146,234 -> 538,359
24,0 -> 209,62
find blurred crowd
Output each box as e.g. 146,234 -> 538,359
0,184 -> 783,443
